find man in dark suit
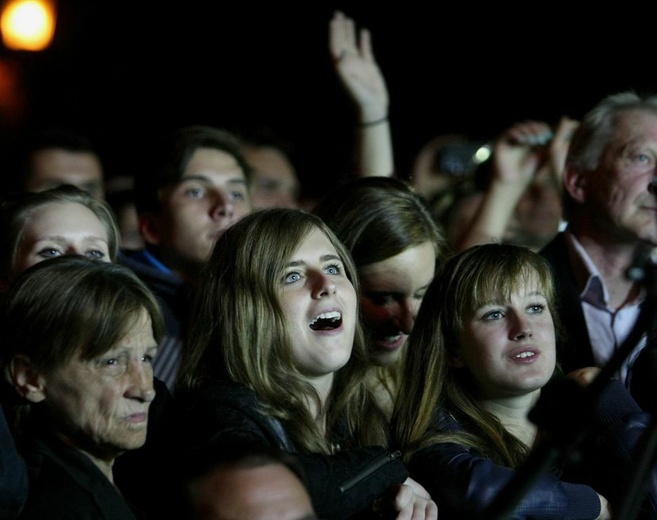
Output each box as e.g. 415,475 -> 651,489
540,91 -> 657,394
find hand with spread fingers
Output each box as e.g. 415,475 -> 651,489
329,10 -> 394,178
329,10 -> 388,124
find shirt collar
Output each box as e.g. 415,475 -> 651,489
564,229 -> 609,307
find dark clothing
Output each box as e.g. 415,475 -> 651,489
174,378 -> 409,520
119,249 -> 192,393
540,232 -> 596,373
629,338 -> 657,415
114,377 -> 183,519
541,232 -> 653,408
409,379 -> 657,520
0,404 -> 27,519
18,428 -> 143,520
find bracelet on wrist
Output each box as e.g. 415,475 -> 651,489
358,117 -> 388,127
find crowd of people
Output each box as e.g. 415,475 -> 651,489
1,9 -> 657,520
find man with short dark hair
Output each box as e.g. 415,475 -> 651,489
121,125 -> 253,391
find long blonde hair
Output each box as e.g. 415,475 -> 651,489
391,243 -> 561,467
178,208 -> 389,453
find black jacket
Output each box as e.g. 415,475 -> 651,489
174,377 -> 409,520
18,428 -> 143,520
539,232 -> 596,373
408,379 -> 657,519
0,404 -> 27,519
114,377 -> 182,519
540,232 -> 657,411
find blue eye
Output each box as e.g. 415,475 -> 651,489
37,248 -> 62,259
528,303 -> 545,314
86,250 -> 105,260
482,310 -> 504,321
285,272 -> 301,284
325,264 -> 341,275
184,187 -> 204,198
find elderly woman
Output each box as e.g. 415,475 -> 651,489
0,256 -> 164,519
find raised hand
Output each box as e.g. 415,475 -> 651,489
329,10 -> 388,124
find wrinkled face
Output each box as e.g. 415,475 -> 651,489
359,241 -> 436,366
38,309 -> 157,458
153,147 -> 251,274
574,110 -> 657,245
15,201 -> 111,274
456,276 -> 556,400
279,228 -> 357,382
243,145 -> 299,210
27,148 -> 105,200
188,462 -> 317,520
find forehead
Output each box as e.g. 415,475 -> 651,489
291,227 -> 337,257
358,241 -> 436,289
30,148 -> 103,179
470,266 -> 544,304
613,110 -> 657,145
183,147 -> 246,182
244,146 -> 296,181
25,202 -> 105,232
194,463 -> 313,519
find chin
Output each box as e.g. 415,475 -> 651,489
370,347 -> 404,367
117,430 -> 148,451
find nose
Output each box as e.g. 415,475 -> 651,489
650,176 -> 657,196
392,299 -> 415,335
210,190 -> 235,220
126,361 -> 156,403
511,314 -> 533,341
311,272 -> 336,299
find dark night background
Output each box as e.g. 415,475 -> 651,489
0,2 -> 653,200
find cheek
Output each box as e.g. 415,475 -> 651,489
359,298 -> 391,324
457,329 -> 495,369
16,255 -> 38,273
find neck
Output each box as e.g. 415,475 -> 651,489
57,432 -> 117,482
305,373 -> 334,433
481,390 -> 540,448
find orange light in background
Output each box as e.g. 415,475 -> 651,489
0,0 -> 56,51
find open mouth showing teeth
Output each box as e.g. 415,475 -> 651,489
309,311 -> 342,331
514,351 -> 535,359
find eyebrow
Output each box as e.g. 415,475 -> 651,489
34,234 -> 107,242
179,175 -> 247,186
287,254 -> 341,267
480,290 -> 546,305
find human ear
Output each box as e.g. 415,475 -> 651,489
139,213 -> 163,246
562,164 -> 587,203
8,355 -> 46,403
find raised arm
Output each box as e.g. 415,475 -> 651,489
329,10 -> 394,177
454,118 -> 576,252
